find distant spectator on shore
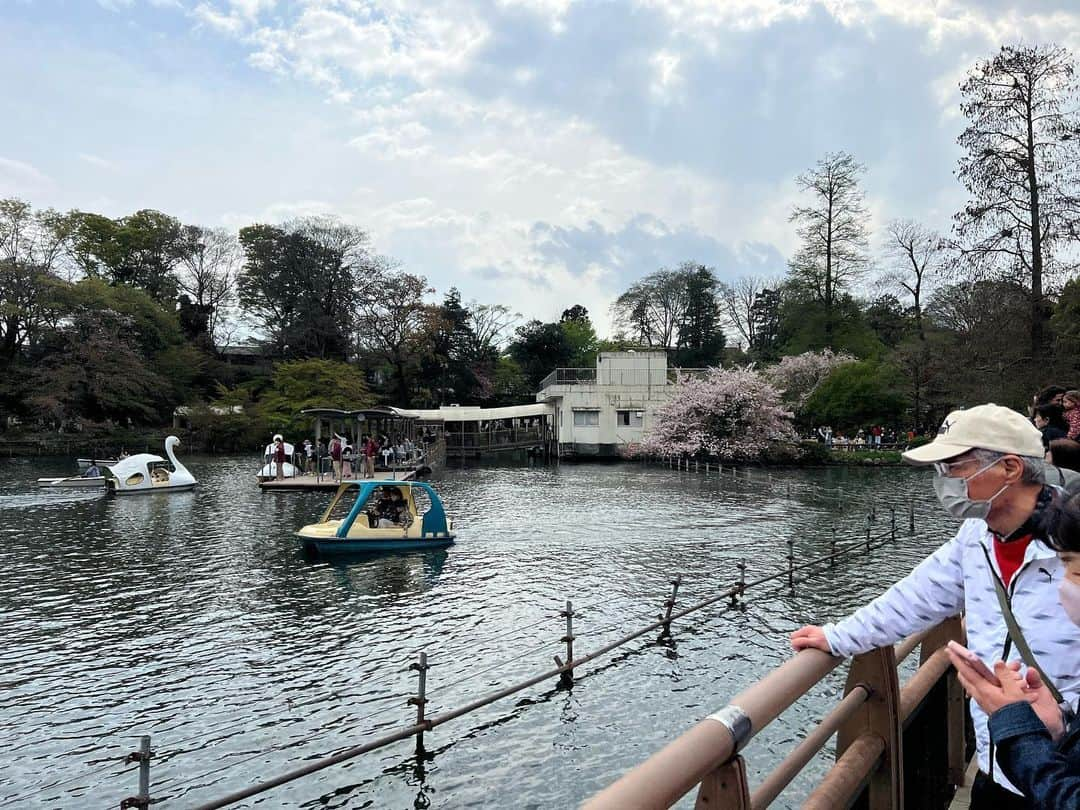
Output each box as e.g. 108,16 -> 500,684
1064,391 -> 1080,441
1036,404 -> 1070,449
329,435 -> 343,480
1032,385 -> 1068,420
871,425 -> 882,447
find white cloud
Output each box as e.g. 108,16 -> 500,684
0,157 -> 51,195
78,153 -> 116,170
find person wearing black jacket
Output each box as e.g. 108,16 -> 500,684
949,489 -> 1080,808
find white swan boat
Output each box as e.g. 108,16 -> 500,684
257,435 -> 300,481
105,436 -> 197,495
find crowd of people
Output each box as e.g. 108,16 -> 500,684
791,398 -> 1080,807
265,431 -> 433,481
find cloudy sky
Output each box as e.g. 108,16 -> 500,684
3,1 -> 1079,333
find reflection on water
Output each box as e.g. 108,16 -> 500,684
0,456 -> 956,808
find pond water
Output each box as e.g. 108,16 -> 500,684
0,456 -> 959,809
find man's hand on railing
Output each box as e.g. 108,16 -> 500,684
790,625 -> 832,653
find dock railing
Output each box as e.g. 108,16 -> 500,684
584,616 -> 967,810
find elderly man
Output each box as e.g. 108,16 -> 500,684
791,403 -> 1080,809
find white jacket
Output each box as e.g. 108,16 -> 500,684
823,517 -> 1080,794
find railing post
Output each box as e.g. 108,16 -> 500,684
558,600 -> 575,686
730,559 -> 746,606
787,538 -> 795,592
120,735 -> 152,810
408,652 -> 429,752
816,645 -> 903,809
660,575 -> 682,637
919,617 -> 967,788
694,755 -> 751,809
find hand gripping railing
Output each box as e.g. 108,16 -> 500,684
583,616 -> 966,810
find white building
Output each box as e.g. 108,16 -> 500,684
536,351 -> 703,457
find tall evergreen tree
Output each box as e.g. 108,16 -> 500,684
954,43 -> 1080,360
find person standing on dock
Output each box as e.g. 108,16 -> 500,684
329,435 -> 342,481
791,404 -> 1080,810
272,435 -> 286,480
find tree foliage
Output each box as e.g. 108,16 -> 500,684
641,367 -> 795,459
954,44 -> 1080,359
257,359 -> 374,437
788,152 -> 869,348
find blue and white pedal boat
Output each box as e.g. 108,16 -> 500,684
296,480 -> 455,555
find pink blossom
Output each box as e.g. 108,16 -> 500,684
640,367 -> 796,459
763,350 -> 855,409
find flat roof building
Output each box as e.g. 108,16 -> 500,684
536,351 -> 705,457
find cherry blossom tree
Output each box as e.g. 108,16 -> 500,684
762,349 -> 855,409
641,367 -> 795,459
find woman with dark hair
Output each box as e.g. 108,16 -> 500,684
1036,404 -> 1070,448
949,490 -> 1080,807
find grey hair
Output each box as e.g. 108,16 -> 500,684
968,448 -> 1045,484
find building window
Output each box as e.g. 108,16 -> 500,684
617,410 -> 644,427
573,410 -> 600,426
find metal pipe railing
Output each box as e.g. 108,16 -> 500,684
749,684 -> 870,808
581,649 -> 843,809
585,617 -> 963,810
144,507 -> 931,809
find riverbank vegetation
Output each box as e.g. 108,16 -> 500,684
2,43 -> 1079,456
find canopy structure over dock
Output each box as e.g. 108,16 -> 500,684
396,403 -> 555,458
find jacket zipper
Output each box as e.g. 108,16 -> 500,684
981,545 -> 1037,784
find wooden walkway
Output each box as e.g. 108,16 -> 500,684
259,469 -> 416,491
948,758 -> 980,809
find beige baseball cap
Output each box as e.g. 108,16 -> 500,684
902,403 -> 1044,464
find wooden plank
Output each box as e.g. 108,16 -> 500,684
948,758 -> 979,810
258,469 -> 415,491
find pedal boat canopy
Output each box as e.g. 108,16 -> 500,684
296,480 -> 454,554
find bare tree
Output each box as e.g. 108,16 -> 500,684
718,275 -> 767,348
355,265 -> 437,406
883,219 -> 946,339
788,151 -> 870,346
0,199 -> 71,361
611,265 -> 692,348
176,226 -> 241,346
468,302 -> 520,354
954,43 -> 1080,359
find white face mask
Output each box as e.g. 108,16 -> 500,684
932,458 -> 1009,520
1059,579 -> 1080,626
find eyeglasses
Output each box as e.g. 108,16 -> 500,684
932,459 -> 974,476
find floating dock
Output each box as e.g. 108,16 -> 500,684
259,469 -> 416,491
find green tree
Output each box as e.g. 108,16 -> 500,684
68,209 -> 184,303
257,359 -> 374,437
559,305 -> 599,367
802,360 -> 908,431
27,279 -> 196,424
673,265 -> 725,367
238,219 -> 368,360
788,152 -> 870,347
509,320 -> 574,390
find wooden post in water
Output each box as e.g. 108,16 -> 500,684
120,735 -> 152,810
660,575 -> 682,637
731,559 -> 747,606
866,514 -> 872,552
408,652 -> 429,752
559,601 -> 575,686
909,501 -> 915,535
889,508 -> 896,542
831,526 -> 837,566
787,539 -> 795,592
